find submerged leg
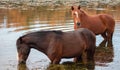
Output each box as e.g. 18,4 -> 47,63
101,32 -> 107,41
106,31 -> 113,47
74,55 -> 82,63
87,46 -> 95,61
17,44 -> 30,64
99,40 -> 107,47
52,58 -> 61,64
48,53 -> 62,64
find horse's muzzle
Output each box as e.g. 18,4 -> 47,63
77,22 -> 81,26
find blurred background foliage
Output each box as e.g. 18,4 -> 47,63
0,0 -> 120,9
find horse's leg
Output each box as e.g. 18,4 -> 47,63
101,31 -> 107,41
99,40 -> 107,47
52,58 -> 61,64
86,46 -> 95,61
86,47 -> 95,69
74,55 -> 82,63
107,31 -> 113,47
48,54 -> 61,64
17,44 -> 30,64
48,38 -> 63,64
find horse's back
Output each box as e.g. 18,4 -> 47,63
16,30 -> 63,49
64,28 -> 96,44
84,14 -> 115,34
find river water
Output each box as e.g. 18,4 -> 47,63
0,6 -> 120,70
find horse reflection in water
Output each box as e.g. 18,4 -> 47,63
95,40 -> 114,66
71,5 -> 115,46
17,61 -> 95,70
47,60 -> 95,70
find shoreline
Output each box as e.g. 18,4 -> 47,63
0,0 -> 120,8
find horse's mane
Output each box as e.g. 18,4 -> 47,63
25,30 -> 63,37
52,30 -> 63,35
80,9 -> 88,16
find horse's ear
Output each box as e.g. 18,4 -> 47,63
78,5 -> 81,10
71,6 -> 74,10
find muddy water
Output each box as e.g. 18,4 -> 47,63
0,6 -> 120,70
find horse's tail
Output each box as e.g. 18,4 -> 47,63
81,28 -> 96,60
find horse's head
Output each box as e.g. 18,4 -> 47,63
71,5 -> 84,29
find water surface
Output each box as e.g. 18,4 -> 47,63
0,6 -> 120,70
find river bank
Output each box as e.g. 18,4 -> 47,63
0,0 -> 120,9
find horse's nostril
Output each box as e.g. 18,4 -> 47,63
77,23 -> 80,26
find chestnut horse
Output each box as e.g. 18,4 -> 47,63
16,28 -> 96,64
71,5 -> 115,43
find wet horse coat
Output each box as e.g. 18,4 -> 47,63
71,5 -> 115,43
16,28 -> 96,64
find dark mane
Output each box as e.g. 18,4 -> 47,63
23,30 -> 63,37
52,30 -> 63,35
35,30 -> 62,33
35,30 -> 63,35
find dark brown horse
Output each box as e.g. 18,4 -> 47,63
71,5 -> 115,43
16,28 -> 96,64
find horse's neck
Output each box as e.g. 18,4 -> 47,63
80,13 -> 89,23
35,43 -> 48,55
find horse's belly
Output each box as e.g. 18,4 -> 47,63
92,24 -> 106,35
89,17 -> 106,34
85,21 -> 106,35
62,49 -> 83,58
62,42 -> 85,58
